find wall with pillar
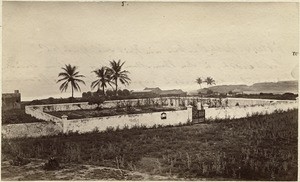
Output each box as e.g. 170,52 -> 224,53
205,101 -> 298,120
61,107 -> 193,133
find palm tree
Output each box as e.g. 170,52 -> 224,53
57,64 -> 85,98
91,66 -> 112,96
204,77 -> 216,86
109,60 -> 131,96
196,77 -> 203,89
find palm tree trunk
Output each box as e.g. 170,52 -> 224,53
71,86 -> 74,98
115,79 -> 118,96
102,85 -> 105,96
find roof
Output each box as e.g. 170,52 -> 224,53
232,89 -> 243,93
132,90 -> 154,93
144,87 -> 162,93
160,89 -> 186,95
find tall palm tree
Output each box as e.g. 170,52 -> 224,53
109,60 -> 131,96
57,64 -> 85,98
196,77 -> 203,89
91,66 -> 112,96
204,77 -> 216,86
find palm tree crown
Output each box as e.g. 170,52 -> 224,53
91,66 -> 112,95
204,77 -> 216,86
57,64 -> 85,98
196,77 -> 203,89
109,60 -> 131,96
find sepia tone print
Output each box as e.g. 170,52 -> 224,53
2,2 -> 298,180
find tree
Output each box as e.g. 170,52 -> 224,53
122,89 -> 131,96
207,89 -> 214,95
106,89 -> 114,97
57,64 -> 85,98
204,77 -> 216,86
91,67 -> 112,96
196,77 -> 204,89
109,60 -> 131,96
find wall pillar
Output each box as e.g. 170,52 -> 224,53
184,100 -> 188,107
187,105 -> 193,121
61,115 -> 68,133
197,102 -> 202,110
168,98 -> 171,107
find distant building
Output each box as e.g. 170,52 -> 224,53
231,89 -> 243,95
131,90 -> 157,97
144,87 -> 162,95
2,90 -> 21,110
159,89 -> 187,97
133,87 -> 188,97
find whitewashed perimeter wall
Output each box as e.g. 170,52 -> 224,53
25,107 -> 62,123
62,109 -> 192,134
205,101 -> 298,120
2,122 -> 63,138
25,98 -> 296,114
26,102 -> 97,112
225,98 -> 294,107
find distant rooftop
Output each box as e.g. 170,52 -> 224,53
132,90 -> 153,93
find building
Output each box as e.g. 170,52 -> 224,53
144,87 -> 162,95
2,90 -> 21,110
231,89 -> 243,95
131,90 -> 157,97
131,87 -> 188,98
159,89 -> 187,97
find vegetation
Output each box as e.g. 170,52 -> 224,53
231,92 -> 298,100
46,106 -> 177,119
196,77 -> 203,89
57,64 -> 86,98
2,109 -> 297,180
204,77 -> 216,86
196,76 -> 216,89
91,67 -> 113,96
109,60 -> 131,96
2,109 -> 44,125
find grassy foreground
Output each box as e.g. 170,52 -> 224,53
2,109 -> 298,180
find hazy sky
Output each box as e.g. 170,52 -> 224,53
3,2 -> 299,100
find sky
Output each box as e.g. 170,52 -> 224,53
2,2 -> 299,101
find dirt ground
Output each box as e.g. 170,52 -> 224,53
1,158 -> 178,181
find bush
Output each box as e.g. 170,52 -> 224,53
10,156 -> 30,166
44,157 -> 60,171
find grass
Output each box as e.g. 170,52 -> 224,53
2,109 -> 44,125
2,109 -> 298,180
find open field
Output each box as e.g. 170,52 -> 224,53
2,109 -> 298,180
1,158 -> 180,180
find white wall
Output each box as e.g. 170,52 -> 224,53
205,101 -> 298,119
26,102 -> 98,112
2,122 -> 63,138
25,107 -> 62,123
62,109 -> 192,133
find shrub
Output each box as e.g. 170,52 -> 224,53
43,157 -> 60,170
10,156 -> 30,166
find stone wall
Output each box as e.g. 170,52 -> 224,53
205,101 -> 298,120
2,122 -> 63,138
25,107 -> 62,123
62,108 -> 192,134
25,97 -> 296,113
10,98 -> 296,139
26,102 -> 98,112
